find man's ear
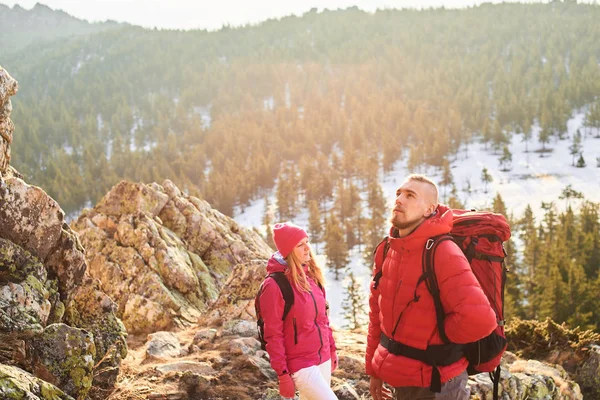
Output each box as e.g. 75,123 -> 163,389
424,204 -> 436,217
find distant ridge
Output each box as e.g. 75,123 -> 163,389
0,2 -> 123,54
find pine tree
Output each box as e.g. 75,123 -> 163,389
578,201 -> 600,280
522,115 -> 533,153
262,195 -> 276,250
576,152 -> 586,168
447,184 -> 464,209
481,167 -> 493,194
538,108 -> 552,155
363,180 -> 387,267
308,200 -> 322,252
569,130 -> 582,166
491,119 -> 506,154
276,163 -> 297,220
492,193 -> 507,217
519,205 -> 541,319
325,213 -> 349,280
341,272 -> 368,330
537,262 -> 567,322
440,158 -> 453,203
499,145 -> 512,171
559,184 -> 583,210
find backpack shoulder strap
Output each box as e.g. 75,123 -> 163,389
372,236 -> 390,289
421,235 -> 454,344
268,272 -> 295,321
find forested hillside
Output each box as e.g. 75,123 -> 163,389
2,1 -> 600,332
3,1 -> 600,216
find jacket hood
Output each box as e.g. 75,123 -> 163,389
266,251 -> 288,273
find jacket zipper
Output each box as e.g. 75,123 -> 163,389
391,278 -> 403,335
293,318 -> 298,344
309,291 -> 324,364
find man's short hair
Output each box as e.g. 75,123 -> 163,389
405,174 -> 439,205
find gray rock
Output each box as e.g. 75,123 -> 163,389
146,331 -> 182,358
193,328 -> 218,344
0,364 -> 74,400
155,361 -> 216,375
332,381 -> 360,400
28,323 -> 96,399
576,344 -> 600,399
246,354 -> 277,380
228,337 -> 262,355
223,319 -> 257,337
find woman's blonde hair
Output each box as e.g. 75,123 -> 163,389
285,248 -> 325,292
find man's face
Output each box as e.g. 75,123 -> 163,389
391,180 -> 435,231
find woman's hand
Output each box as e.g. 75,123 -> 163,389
278,373 -> 295,398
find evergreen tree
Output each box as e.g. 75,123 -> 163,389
447,184 -> 464,209
324,213 -> 349,280
492,193 -> 507,217
308,200 -> 322,252
578,201 -> 600,280
481,167 -> 493,194
569,130 -> 582,166
491,120 -> 507,154
276,163 -> 297,220
576,152 -> 586,168
522,115 -> 533,153
499,145 -> 512,171
341,271 -> 368,330
538,263 -> 567,322
440,158 -> 453,203
262,195 -> 276,250
363,180 -> 388,267
519,205 -> 541,319
559,184 -> 583,210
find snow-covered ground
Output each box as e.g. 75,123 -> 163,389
234,110 -> 600,329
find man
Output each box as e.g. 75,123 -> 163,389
365,174 -> 497,400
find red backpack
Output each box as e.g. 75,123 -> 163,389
374,209 -> 510,400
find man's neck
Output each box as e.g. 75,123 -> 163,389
396,220 -> 424,238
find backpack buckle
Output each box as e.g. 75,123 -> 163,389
426,239 -> 435,250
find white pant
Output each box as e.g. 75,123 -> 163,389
287,359 -> 338,400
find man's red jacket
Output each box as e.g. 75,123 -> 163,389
365,205 -> 497,387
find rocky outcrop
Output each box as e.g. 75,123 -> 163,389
506,318 -> 600,399
71,179 -> 272,335
0,65 -> 127,399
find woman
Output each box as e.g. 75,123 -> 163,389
259,222 -> 338,400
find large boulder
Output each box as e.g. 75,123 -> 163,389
0,364 -> 74,400
72,179 -> 272,335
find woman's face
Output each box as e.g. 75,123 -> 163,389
292,237 -> 311,264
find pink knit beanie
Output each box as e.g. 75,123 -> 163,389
272,222 -> 308,258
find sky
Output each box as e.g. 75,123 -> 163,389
1,0 -> 578,30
